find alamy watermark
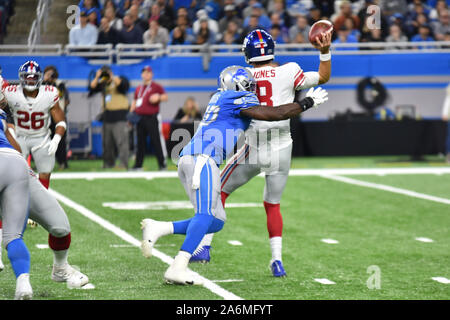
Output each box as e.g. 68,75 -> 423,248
366,265 -> 382,289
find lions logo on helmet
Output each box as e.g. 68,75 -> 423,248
18,60 -> 43,91
242,29 -> 275,64
218,65 -> 256,93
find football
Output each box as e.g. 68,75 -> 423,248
308,20 -> 334,46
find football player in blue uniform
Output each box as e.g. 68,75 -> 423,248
140,66 -> 328,285
0,93 -> 33,299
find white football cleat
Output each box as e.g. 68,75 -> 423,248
164,266 -> 204,286
52,263 -> 89,288
14,273 -> 33,300
140,218 -> 164,258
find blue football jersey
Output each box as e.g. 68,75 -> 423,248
180,90 -> 259,165
0,109 -> 13,150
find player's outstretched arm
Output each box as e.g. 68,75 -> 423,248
241,87 -> 328,121
313,32 -> 332,84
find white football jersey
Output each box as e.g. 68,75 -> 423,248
4,84 -> 59,137
247,62 -> 306,147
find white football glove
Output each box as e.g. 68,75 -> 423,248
48,134 -> 62,156
305,87 -> 328,108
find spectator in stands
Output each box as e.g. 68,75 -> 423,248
411,24 -> 435,45
313,0 -> 335,18
153,0 -> 176,31
172,0 -> 197,20
97,17 -> 121,46
173,96 -> 202,123
361,28 -> 385,50
288,15 -> 310,44
89,65 -> 130,169
239,14 -> 263,43
221,20 -> 241,45
127,3 -> 149,31
406,13 -> 431,39
43,65 -> 70,170
218,4 -> 242,34
333,0 -> 360,32
132,0 -> 152,21
243,2 -> 272,31
119,13 -> 144,43
243,0 -> 266,19
204,0 -> 222,21
79,0 -> 102,26
432,8 -> 450,40
143,19 -> 170,47
170,15 -> 194,44
270,12 -> 289,42
130,65 -> 168,171
269,24 -> 286,44
104,6 -> 123,31
148,2 -> 171,31
344,17 -> 361,41
379,0 -> 408,17
441,83 -> 450,164
332,25 -> 359,50
268,0 -> 292,28
69,9 -> 99,46
386,24 -> 409,47
193,9 -> 219,41
429,0 -> 448,21
194,16 -> 217,45
307,5 -> 322,26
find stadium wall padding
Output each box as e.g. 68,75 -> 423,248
0,53 -> 449,122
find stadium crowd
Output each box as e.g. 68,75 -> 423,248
68,0 -> 450,48
0,0 -> 15,44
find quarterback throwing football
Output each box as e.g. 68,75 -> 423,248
192,29 -> 332,277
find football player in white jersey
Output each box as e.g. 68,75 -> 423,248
191,29 -> 332,277
4,60 -> 66,190
0,84 -> 89,289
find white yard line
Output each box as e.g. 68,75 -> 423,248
50,167 -> 450,180
321,174 -> 450,206
47,188 -> 243,300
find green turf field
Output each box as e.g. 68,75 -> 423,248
0,156 -> 449,300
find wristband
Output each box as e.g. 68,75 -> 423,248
55,121 -> 67,130
297,97 -> 315,112
319,52 -> 331,61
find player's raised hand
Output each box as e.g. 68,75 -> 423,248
305,87 -> 328,108
313,32 -> 332,54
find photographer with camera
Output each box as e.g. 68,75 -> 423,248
43,66 -> 70,170
89,65 -> 130,169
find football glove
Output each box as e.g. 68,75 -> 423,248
305,87 -> 328,108
48,134 -> 62,156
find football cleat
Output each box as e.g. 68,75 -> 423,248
52,264 -> 89,288
27,219 -> 38,228
189,245 -> 211,264
14,273 -> 33,300
164,266 -> 204,286
270,260 -> 287,277
140,218 -> 164,258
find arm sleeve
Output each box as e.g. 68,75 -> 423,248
296,71 -> 320,90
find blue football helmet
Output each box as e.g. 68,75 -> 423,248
242,29 -> 275,64
218,65 -> 256,93
18,60 -> 43,91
